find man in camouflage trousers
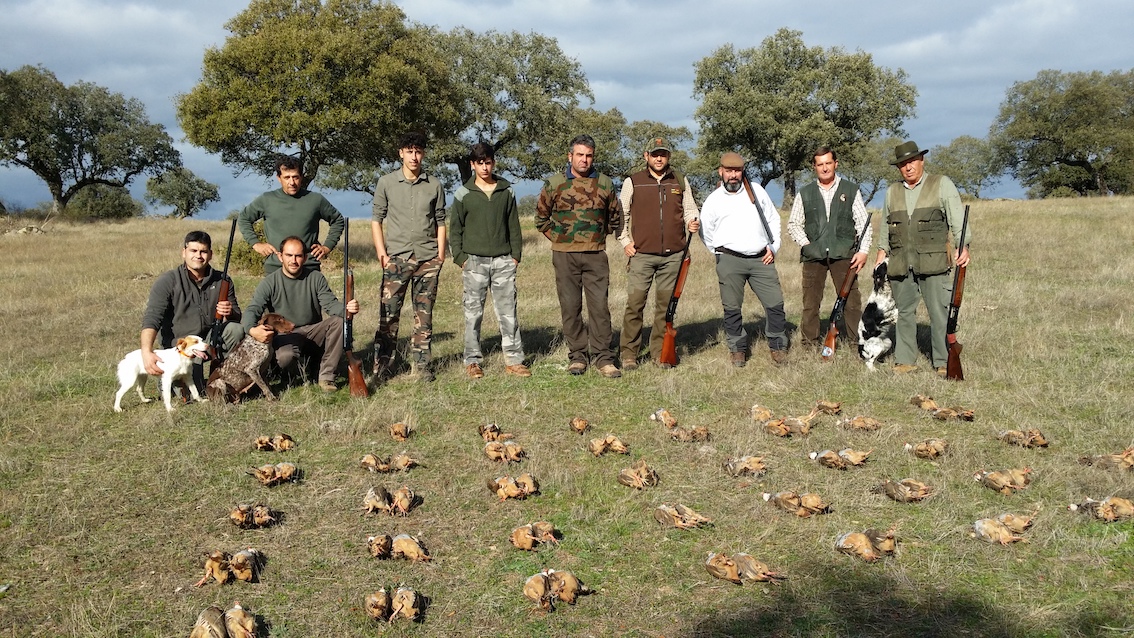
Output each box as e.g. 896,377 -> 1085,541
371,132 -> 447,383
535,134 -> 624,378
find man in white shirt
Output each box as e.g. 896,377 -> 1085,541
699,152 -> 788,367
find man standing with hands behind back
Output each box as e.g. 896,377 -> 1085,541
787,146 -> 872,349
371,132 -> 447,383
617,137 -> 700,369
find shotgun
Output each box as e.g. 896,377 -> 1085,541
741,176 -> 776,258
945,205 -> 970,381
821,212 -> 873,361
209,217 -> 237,371
343,222 -> 369,397
657,246 -> 691,367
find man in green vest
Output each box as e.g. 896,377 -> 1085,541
787,146 -> 871,349
617,137 -> 700,369
875,141 -> 971,376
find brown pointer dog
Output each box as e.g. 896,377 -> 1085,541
206,313 -> 295,403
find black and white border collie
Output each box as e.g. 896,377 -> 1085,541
858,259 -> 899,370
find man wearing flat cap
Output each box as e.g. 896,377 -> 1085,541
699,152 -> 788,367
875,140 -> 971,376
617,137 -> 700,369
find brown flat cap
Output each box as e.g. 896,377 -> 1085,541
891,140 -> 928,165
719,152 -> 745,169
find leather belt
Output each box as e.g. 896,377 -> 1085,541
717,246 -> 767,259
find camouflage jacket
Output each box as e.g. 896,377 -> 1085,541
535,166 -> 623,252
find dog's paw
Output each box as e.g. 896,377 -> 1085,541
139,397 -> 152,404
114,406 -> 124,413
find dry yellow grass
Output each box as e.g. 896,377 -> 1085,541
0,197 -> 1133,637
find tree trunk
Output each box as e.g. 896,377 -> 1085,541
782,170 -> 798,210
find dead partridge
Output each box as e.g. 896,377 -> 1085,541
649,408 -> 678,428
390,486 -> 415,516
864,527 -> 898,556
750,404 -> 775,423
605,435 -> 630,454
523,572 -> 554,611
618,458 -> 658,489
1005,467 -> 1033,488
547,569 -> 589,604
733,553 -> 786,583
999,429 -> 1049,448
254,435 -> 275,451
784,406 -> 821,436
194,550 -> 231,587
229,548 -> 262,583
763,490 -> 802,515
502,440 -> 526,462
996,511 -> 1037,534
1079,450 -> 1134,471
704,552 -> 742,584
392,533 -> 431,562
906,438 -> 949,460
797,492 -> 832,517
763,419 -> 792,437
364,486 -> 392,514
251,505 -> 276,527
809,450 -> 848,470
510,524 -> 538,551
389,422 -> 411,442
229,504 -> 254,529
1070,496 -> 1134,522
484,441 -> 508,462
836,532 -> 882,562
723,455 -> 767,478
360,453 -> 392,473
932,406 -> 975,421
815,399 -> 842,415
488,475 -> 525,501
223,602 -> 257,638
618,467 -> 650,490
876,478 -> 933,503
674,503 -> 712,527
909,394 -> 939,411
837,415 -> 883,432
367,534 -> 393,558
478,422 -> 503,442
388,587 -> 421,622
530,521 -> 559,544
247,464 -> 277,486
189,606 -> 227,638
974,470 -> 1020,496
569,416 -> 590,435
588,437 -> 610,457
364,588 -> 391,621
273,462 -> 298,483
972,518 -> 1027,545
838,448 -> 872,466
271,432 -> 296,451
390,452 -> 420,472
515,472 -> 539,496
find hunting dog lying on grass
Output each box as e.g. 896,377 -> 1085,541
858,259 -> 899,371
206,313 -> 295,403
114,335 -> 210,413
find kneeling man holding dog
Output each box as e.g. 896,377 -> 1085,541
242,236 -> 360,393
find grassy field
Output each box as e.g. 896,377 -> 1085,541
1,196 -> 1133,637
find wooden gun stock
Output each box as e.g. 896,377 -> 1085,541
210,218 -> 238,369
944,205 -> 970,381
658,250 -> 691,367
343,222 -> 368,398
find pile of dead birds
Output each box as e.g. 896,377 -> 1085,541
183,390 -> 1134,632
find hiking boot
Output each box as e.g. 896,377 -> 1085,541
893,363 -> 918,374
598,364 -> 622,379
935,366 -> 948,378
568,362 -> 587,376
730,351 -> 747,368
318,380 -> 338,393
621,358 -> 639,371
505,363 -> 532,377
770,349 -> 788,366
466,363 -> 484,379
652,359 -> 674,369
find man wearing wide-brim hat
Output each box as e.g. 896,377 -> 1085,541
875,140 -> 971,376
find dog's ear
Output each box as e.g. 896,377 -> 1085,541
176,337 -> 188,350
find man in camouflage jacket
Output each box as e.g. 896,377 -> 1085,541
535,134 -> 624,378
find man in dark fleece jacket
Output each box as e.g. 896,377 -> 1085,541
243,236 -> 360,392
449,143 -> 529,379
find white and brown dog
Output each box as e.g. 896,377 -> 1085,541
114,335 -> 211,412
858,259 -> 899,370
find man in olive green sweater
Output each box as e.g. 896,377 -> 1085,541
244,236 -> 360,392
238,155 -> 345,274
449,143 -> 528,379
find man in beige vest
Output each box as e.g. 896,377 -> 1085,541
875,141 -> 971,376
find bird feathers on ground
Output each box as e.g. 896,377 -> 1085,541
360,453 -> 392,473
194,551 -> 231,587
649,408 -> 678,428
189,606 -> 227,638
906,438 -> 949,460
750,404 -> 775,423
733,553 -> 786,583
838,448 -> 872,466
390,486 -> 416,516
837,415 -> 884,432
223,602 -> 257,638
546,569 -> 589,604
972,518 -> 1027,545
814,400 -> 841,415
391,533 -> 431,561
569,417 -> 590,435
618,459 -> 658,489
229,548 -> 262,583
704,552 -> 742,584
875,478 -> 933,503
389,422 -> 411,442
389,587 -> 421,622
998,429 -> 1049,448
367,534 -> 392,559
364,588 -> 391,621
723,455 -> 767,478
1069,496 -> 1134,522
654,503 -> 712,529
809,450 -> 847,470
364,486 -> 392,514
523,572 -> 553,611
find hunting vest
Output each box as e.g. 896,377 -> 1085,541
627,168 -> 688,255
885,174 -> 951,276
798,179 -> 859,262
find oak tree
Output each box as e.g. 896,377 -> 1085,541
145,168 -> 221,218
928,135 -> 1000,199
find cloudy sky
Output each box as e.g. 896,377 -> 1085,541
2,0 -> 1132,218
